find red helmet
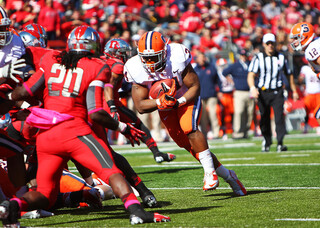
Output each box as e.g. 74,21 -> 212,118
67,26 -> 101,55
104,38 -> 132,62
19,30 -> 46,48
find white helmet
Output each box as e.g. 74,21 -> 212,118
0,7 -> 13,47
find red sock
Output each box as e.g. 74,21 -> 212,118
121,193 -> 140,209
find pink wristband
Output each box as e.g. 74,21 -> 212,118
104,83 -> 114,88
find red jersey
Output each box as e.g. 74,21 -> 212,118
24,50 -> 111,137
105,57 -> 124,100
26,47 -> 52,72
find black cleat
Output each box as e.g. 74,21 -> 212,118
142,194 -> 158,208
277,145 -> 288,152
130,209 -> 170,225
0,200 -> 20,227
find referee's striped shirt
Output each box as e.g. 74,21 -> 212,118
248,51 -> 291,90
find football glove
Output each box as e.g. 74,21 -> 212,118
107,100 -> 120,121
156,93 -> 178,110
118,122 -> 146,146
0,59 -> 26,83
162,78 -> 176,97
317,72 -> 320,80
156,79 -> 178,110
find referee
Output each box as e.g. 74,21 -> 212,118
247,33 -> 299,152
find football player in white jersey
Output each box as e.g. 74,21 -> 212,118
124,31 -> 246,196
290,22 -> 320,124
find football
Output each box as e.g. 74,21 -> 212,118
149,79 -> 173,99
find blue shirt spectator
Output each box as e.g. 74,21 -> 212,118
222,51 -> 250,91
194,55 -> 220,99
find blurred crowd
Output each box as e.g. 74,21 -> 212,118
3,0 -> 320,53
3,0 -> 320,141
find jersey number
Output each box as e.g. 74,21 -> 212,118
308,48 -> 319,59
48,63 -> 83,97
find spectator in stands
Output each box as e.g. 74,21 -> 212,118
139,0 -> 158,31
250,26 -> 264,50
193,52 -> 221,139
179,3 -> 203,49
37,0 -> 61,40
199,28 -> 221,59
81,0 -> 105,23
285,1 -> 303,29
262,0 -> 281,21
222,49 -> 254,139
248,1 -> 269,28
5,0 -> 24,15
10,3 -> 36,30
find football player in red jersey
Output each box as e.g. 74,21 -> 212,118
1,26 -> 170,226
103,38 -> 176,163
9,27 -> 160,209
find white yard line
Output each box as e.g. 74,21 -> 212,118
149,187 -> 320,190
136,163 -> 320,168
275,218 -> 320,221
279,154 -> 310,157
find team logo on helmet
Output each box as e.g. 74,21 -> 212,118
137,31 -> 168,73
289,22 -> 315,51
67,26 -> 101,55
104,38 -> 132,62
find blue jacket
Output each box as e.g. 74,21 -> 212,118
222,60 -> 250,91
194,62 -> 220,99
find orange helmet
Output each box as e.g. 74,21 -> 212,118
138,31 -> 167,73
289,22 -> 315,51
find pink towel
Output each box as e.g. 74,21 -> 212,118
26,107 -> 74,129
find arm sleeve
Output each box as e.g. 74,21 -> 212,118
86,80 -> 104,114
23,69 -> 45,96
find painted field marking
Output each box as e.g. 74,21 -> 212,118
220,157 -> 255,161
279,154 -> 310,157
136,163 -> 320,168
275,218 -> 320,221
149,187 -> 320,190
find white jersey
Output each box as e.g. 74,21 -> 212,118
305,38 -> 320,73
300,65 -> 320,94
124,43 -> 192,99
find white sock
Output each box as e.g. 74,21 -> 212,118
216,165 -> 230,180
198,149 -> 215,173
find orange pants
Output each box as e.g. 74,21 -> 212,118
159,97 -> 202,157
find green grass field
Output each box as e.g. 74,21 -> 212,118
20,133 -> 320,227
